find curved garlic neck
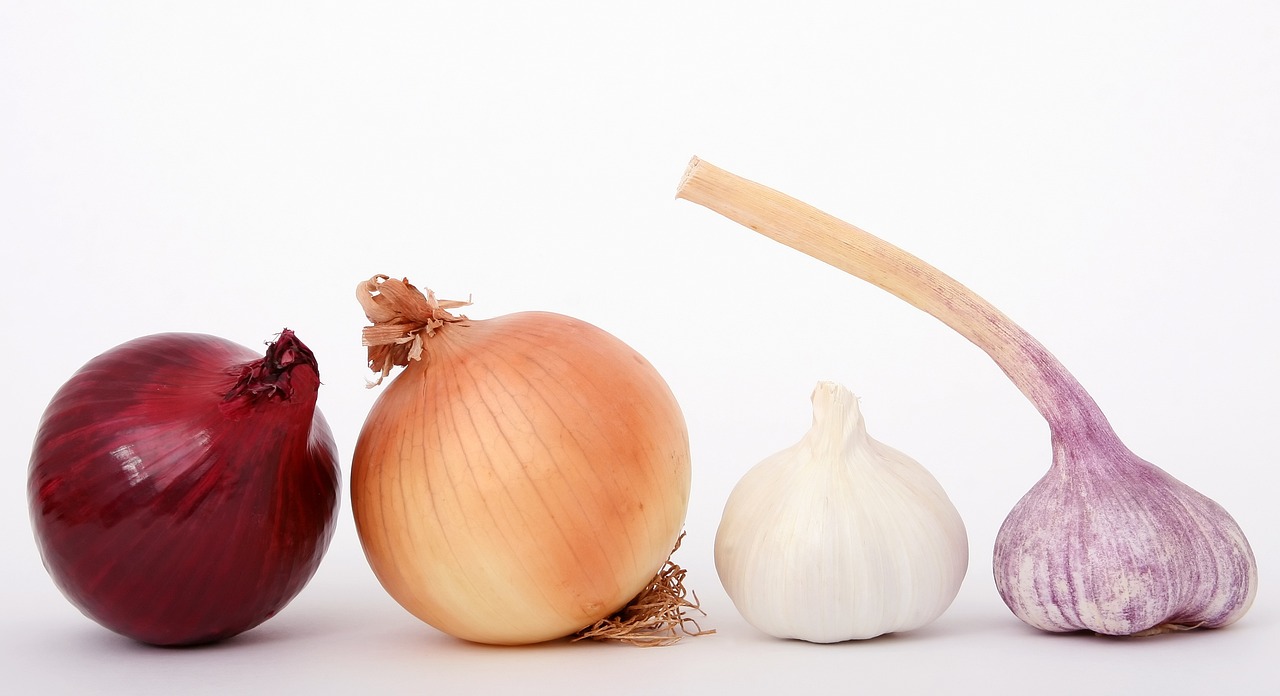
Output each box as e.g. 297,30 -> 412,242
988,322 -> 1120,445
676,158 -> 1119,444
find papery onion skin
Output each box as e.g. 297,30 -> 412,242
28,331 -> 340,646
352,308 -> 691,645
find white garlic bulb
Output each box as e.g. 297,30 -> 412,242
715,381 -> 969,642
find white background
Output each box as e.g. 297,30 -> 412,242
3,1 -> 1278,693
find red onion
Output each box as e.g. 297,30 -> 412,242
28,330 -> 340,646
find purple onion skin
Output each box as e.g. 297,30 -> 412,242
28,330 -> 340,646
992,379 -> 1257,636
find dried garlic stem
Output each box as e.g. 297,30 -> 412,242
676,157 -> 1114,440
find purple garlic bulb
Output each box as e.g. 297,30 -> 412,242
994,432 -> 1256,635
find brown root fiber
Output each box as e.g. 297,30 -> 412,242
573,533 -> 714,646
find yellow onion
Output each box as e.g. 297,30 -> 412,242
351,276 -> 692,645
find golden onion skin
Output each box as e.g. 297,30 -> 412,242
352,311 -> 691,645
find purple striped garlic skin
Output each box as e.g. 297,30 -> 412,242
994,433 -> 1257,635
990,346 -> 1257,636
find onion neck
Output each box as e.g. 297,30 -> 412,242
676,157 -> 1119,444
357,275 -> 471,386
220,329 -> 320,419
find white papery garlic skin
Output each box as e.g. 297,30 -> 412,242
715,382 -> 969,643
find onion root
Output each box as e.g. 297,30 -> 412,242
574,533 -> 714,646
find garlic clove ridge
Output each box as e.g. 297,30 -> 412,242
993,437 -> 1257,636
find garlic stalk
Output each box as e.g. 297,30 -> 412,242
716,381 -> 968,643
679,157 -> 1257,636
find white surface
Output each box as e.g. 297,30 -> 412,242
3,1 -> 1277,693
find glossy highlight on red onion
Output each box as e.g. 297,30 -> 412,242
28,330 -> 340,646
